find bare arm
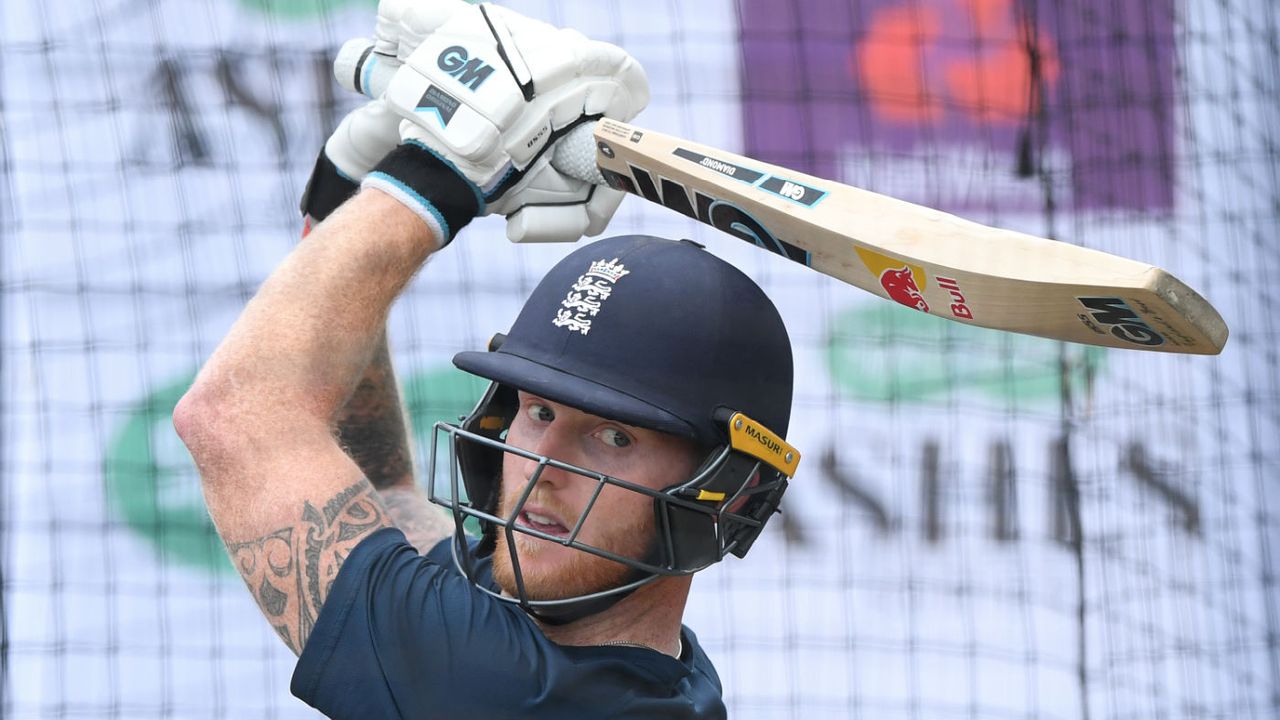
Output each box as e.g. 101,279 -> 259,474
174,189 -> 439,655
336,331 -> 453,553
223,477 -> 387,653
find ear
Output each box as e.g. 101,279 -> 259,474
726,468 -> 761,514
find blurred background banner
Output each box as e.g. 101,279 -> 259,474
740,0 -> 1178,212
1,1 -> 1276,718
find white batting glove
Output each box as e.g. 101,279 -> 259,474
326,99 -> 402,179
494,161 -> 629,243
299,99 -> 402,230
361,0 -> 648,246
300,2 -> 410,231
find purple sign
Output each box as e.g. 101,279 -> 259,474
738,0 -> 1174,211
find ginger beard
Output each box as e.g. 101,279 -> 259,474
489,478 -> 658,602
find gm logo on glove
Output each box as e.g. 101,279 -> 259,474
437,46 -> 495,91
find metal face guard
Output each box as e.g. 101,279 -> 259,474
426,420 -> 788,619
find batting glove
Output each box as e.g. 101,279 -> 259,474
299,99 -> 402,233
362,0 -> 648,246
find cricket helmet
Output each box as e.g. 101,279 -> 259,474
431,234 -> 799,622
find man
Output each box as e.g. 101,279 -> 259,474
174,2 -> 798,717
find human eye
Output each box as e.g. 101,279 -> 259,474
597,427 -> 633,449
525,403 -> 555,424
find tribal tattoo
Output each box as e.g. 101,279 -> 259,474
226,481 -> 389,654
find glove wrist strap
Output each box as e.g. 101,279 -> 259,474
300,149 -> 359,225
362,141 -> 483,247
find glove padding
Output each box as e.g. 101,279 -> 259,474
300,7 -> 412,231
364,0 -> 648,245
497,159 -> 628,243
300,98 -> 402,229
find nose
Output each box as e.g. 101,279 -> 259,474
517,421 -> 579,489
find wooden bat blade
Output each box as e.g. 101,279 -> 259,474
588,119 -> 1228,355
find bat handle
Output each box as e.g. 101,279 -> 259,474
333,39 -> 606,186
549,125 -> 606,186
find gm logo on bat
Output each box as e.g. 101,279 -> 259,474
1077,297 -> 1165,346
437,45 -> 494,91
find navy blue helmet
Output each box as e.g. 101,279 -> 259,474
431,235 -> 799,622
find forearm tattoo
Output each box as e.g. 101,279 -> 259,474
337,340 -> 415,489
226,481 -> 388,654
335,337 -> 452,553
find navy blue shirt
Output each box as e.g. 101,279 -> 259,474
291,527 -> 726,719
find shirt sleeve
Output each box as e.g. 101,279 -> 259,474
290,527 -> 548,719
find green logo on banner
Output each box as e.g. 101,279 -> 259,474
105,365 -> 487,574
405,367 -> 488,539
104,374 -> 229,572
232,0 -> 479,20
404,365 -> 488,484
826,303 -> 1105,406
233,0 -> 371,19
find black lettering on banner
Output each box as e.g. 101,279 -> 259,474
803,439 -> 1196,552
217,54 -> 288,156
155,57 -> 210,165
1122,442 -> 1200,534
1050,436 -> 1080,547
778,502 -> 809,545
921,439 -> 942,544
312,50 -> 340,143
818,445 -> 894,537
989,439 -> 1019,541
141,52 -> 336,168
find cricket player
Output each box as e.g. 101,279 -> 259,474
174,2 -> 798,717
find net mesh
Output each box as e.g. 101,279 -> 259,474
2,0 -> 1276,718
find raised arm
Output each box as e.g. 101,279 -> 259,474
174,190 -> 440,654
295,37 -> 453,555
337,331 -> 453,552
173,0 -> 647,656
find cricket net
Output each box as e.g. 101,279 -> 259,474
2,0 -> 1276,718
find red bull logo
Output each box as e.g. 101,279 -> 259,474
879,265 -> 929,312
856,247 -> 931,313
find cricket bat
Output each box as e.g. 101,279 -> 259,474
336,40 -> 1228,355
